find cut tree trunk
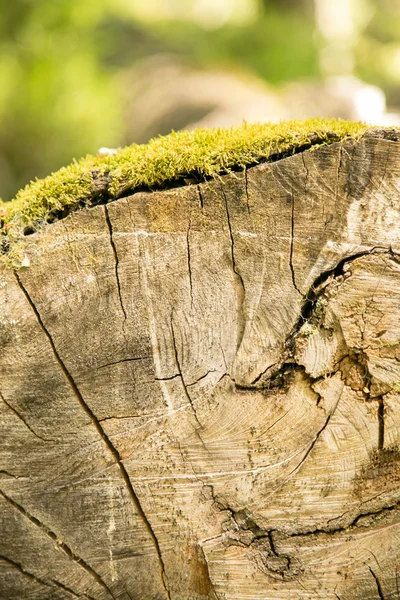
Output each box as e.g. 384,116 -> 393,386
1,129 -> 400,600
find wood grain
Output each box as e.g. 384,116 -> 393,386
1,129 -> 400,599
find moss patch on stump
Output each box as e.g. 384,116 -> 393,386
0,118 -> 369,240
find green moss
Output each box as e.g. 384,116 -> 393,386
1,118 -> 369,239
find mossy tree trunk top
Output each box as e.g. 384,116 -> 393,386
1,121 -> 400,600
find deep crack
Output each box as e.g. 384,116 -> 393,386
13,271 -> 171,600
378,397 -> 385,450
104,205 -> 127,324
289,497 -> 400,538
0,488 -> 115,599
197,184 -> 204,209
186,216 -> 194,308
222,186 -> 246,352
251,247 -> 396,387
369,566 -> 385,600
286,247 -> 388,351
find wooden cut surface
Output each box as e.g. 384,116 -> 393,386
1,129 -> 400,599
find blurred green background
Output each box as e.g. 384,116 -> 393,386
1,0 -> 400,201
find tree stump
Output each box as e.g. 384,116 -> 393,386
1,128 -> 400,600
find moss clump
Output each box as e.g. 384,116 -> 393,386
298,322 -> 317,338
1,118 -> 369,240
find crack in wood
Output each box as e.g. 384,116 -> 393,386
244,168 -> 251,214
333,145 -> 344,219
104,205 -> 127,324
222,186 -> 246,352
289,193 -> 302,296
288,497 -> 400,538
0,554 -> 88,598
155,373 -> 180,382
347,346 -> 386,451
286,247 -> 391,351
288,412 -> 333,477
197,184 -> 204,209
251,247 -> 397,387
0,554 -> 55,591
0,488 -> 113,599
0,470 -> 22,479
170,314 -> 207,445
186,215 -> 194,309
266,531 -> 280,558
98,412 -> 155,421
0,389 -> 51,443
186,369 -> 217,387
13,271 -> 172,600
219,508 -> 294,579
50,578 -> 87,599
378,396 -> 385,450
97,355 -> 152,369
301,152 -> 309,195
204,392 -> 397,579
369,566 -> 385,600
216,493 -> 400,585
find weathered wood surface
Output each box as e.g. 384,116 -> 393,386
1,129 -> 400,600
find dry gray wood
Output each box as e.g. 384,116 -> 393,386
1,129 -> 400,600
